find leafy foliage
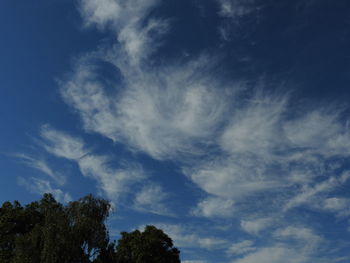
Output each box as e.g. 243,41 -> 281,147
0,194 -> 181,263
115,225 -> 180,263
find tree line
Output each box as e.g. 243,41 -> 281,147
0,194 -> 181,263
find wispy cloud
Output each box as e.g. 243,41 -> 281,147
15,153 -> 66,185
273,226 -> 323,253
284,171 -> 350,211
31,125 -> 175,215
183,93 -> 350,225
191,196 -> 235,218
18,176 -> 72,203
61,55 -> 229,160
321,197 -> 350,217
228,225 -> 325,263
231,246 -> 308,263
79,0 -> 159,30
141,223 -> 228,250
217,0 -> 255,18
133,183 -> 172,216
78,154 -> 145,201
79,0 -> 167,65
38,125 -> 146,203
40,124 -> 88,160
226,240 -> 256,255
240,218 -> 273,236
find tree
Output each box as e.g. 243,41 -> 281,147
0,194 -> 110,263
115,225 -> 180,263
0,194 -> 181,263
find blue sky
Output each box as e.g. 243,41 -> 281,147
1,0 -> 350,262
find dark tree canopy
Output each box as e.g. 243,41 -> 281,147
0,194 -> 181,263
115,225 -> 180,263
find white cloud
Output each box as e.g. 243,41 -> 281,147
148,223 -> 228,250
78,154 -> 145,201
322,197 -> 350,216
284,110 -> 350,157
274,226 -> 322,253
217,0 -> 255,18
324,197 -> 350,210
78,0 -> 121,29
220,94 -> 288,156
240,218 -> 273,236
181,94 -> 295,201
227,240 -> 256,255
40,124 -> 88,160
118,18 -> 168,65
18,177 -> 72,203
284,172 -> 350,211
79,0 -> 167,65
133,183 -> 171,216
231,246 -> 307,263
15,153 -> 66,185
191,196 -> 235,218
293,195 -> 350,219
231,227 -> 326,263
61,55 -> 229,160
39,126 -> 146,203
184,156 -> 285,200
182,92 -> 350,223
79,0 -> 159,30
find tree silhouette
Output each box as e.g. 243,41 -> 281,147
0,194 -> 181,263
115,225 -> 180,263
